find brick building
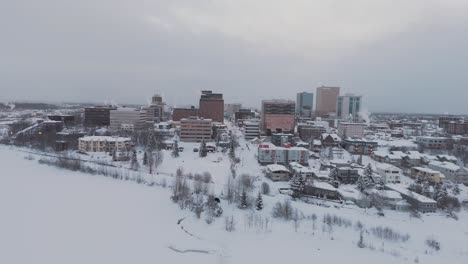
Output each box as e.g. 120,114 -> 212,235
261,99 -> 295,135
199,90 -> 224,123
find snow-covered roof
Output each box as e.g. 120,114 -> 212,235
367,189 -> 402,200
412,167 -> 442,174
387,184 -> 437,204
79,136 -> 131,142
311,181 -> 337,191
436,155 -> 458,162
375,162 -> 401,171
429,161 -> 460,171
321,133 -> 341,142
266,164 -> 290,173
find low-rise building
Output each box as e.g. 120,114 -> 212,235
341,138 -> 377,155
336,167 -> 359,184
303,181 -> 339,200
428,161 -> 468,183
416,136 -> 453,150
410,167 -> 445,184
265,164 -> 291,181
179,117 -> 212,142
289,162 -> 314,178
78,136 -> 132,152
387,184 -> 437,213
271,133 -> 294,147
320,133 -> 341,147
257,143 -> 309,165
375,163 -> 402,184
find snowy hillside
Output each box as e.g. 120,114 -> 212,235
1,145 -> 468,264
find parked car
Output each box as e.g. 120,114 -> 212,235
193,148 -> 199,152
178,147 -> 184,152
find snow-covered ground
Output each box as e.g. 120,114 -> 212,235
2,144 -> 468,264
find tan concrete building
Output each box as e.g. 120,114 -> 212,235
337,122 -> 366,138
78,136 -> 132,152
180,117 -> 213,142
110,108 -> 148,131
316,86 -> 340,117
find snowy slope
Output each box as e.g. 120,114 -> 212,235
1,145 -> 468,264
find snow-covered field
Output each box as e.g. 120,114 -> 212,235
2,144 -> 468,264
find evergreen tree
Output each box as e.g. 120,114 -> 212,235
147,150 -> 154,174
290,174 -> 305,198
364,163 -> 373,178
357,155 -> 363,165
172,140 -> 180,158
199,139 -> 207,158
328,147 -> 334,160
112,148 -> 117,161
356,164 -> 373,192
229,142 -> 235,159
357,230 -> 365,248
256,192 -> 263,211
375,176 -> 385,190
422,181 -> 431,198
239,190 -> 248,209
435,185 -> 448,202
130,149 -> 139,171
452,184 -> 460,195
143,151 -> 148,165
329,167 -> 338,181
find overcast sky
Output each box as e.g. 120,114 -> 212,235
1,0 -> 468,114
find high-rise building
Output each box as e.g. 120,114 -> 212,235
172,106 -> 198,121
296,92 -> 314,117
84,106 -> 117,127
145,94 -> 165,123
336,94 -> 362,121
261,100 -> 295,135
110,108 -> 148,131
316,86 -> 340,117
199,90 -> 224,122
225,103 -> 242,119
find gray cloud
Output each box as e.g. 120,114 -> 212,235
1,0 -> 467,114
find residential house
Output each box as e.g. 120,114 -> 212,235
265,164 -> 291,181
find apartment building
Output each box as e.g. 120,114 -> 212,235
428,161 -> 468,183
78,136 -> 132,152
410,167 -> 445,184
257,143 -> 309,165
375,163 -> 402,184
416,136 -> 453,150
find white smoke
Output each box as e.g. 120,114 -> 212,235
358,109 -> 371,125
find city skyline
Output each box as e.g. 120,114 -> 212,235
1,1 -> 468,114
